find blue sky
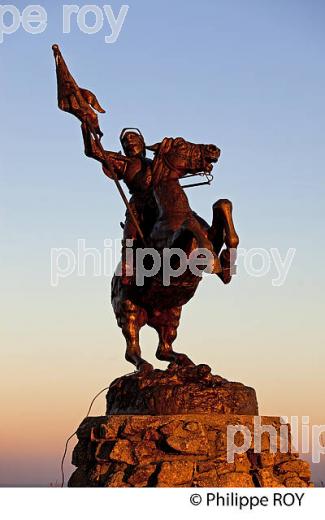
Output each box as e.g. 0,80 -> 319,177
0,0 -> 324,485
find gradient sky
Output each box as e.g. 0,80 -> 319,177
0,0 -> 324,486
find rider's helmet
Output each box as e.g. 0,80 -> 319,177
120,128 -> 146,158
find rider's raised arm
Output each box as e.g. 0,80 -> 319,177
81,122 -> 127,180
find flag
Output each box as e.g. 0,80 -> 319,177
52,44 -> 106,139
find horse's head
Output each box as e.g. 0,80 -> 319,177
148,137 -> 220,176
200,143 -> 221,172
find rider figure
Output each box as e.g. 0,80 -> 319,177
81,125 -> 221,281
81,124 -> 157,284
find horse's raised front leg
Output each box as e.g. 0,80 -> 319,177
171,215 -> 222,274
209,199 -> 239,284
119,299 -> 153,372
150,307 -> 195,366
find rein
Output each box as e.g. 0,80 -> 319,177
162,142 -> 214,188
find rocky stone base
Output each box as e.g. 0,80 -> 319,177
69,414 -> 312,487
106,364 -> 258,415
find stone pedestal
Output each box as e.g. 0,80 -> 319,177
107,364 -> 258,415
69,365 -> 311,487
69,414 -> 312,487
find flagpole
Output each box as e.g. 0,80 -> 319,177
52,44 -> 146,246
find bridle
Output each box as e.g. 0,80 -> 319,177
162,140 -> 214,188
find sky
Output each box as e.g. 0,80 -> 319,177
0,0 -> 324,486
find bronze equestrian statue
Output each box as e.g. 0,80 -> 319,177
53,45 -> 239,372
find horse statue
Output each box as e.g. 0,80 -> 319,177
111,136 -> 239,372
52,45 -> 239,373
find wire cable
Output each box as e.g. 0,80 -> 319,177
60,385 -> 110,488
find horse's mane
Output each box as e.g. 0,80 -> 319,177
149,137 -> 186,186
148,136 -> 208,187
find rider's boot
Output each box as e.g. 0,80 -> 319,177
120,262 -> 135,285
120,239 -> 135,286
183,215 -> 222,274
